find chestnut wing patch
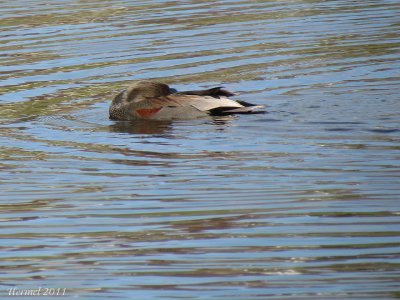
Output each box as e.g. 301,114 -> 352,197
136,107 -> 162,118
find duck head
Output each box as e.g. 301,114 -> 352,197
109,80 -> 171,120
121,80 -> 171,103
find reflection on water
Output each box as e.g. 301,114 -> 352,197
109,120 -> 174,135
1,0 -> 400,299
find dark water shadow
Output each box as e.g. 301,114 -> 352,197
108,115 -> 240,135
108,120 -> 174,135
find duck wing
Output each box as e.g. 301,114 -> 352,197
134,94 -> 263,119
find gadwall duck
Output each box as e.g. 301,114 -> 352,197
109,80 -> 264,120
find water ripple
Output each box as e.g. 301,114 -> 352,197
1,0 -> 400,299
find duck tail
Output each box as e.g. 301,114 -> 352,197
209,104 -> 265,115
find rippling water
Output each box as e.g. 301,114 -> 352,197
1,0 -> 400,299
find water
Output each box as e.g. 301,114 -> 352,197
1,0 -> 400,299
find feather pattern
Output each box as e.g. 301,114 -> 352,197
109,80 -> 264,120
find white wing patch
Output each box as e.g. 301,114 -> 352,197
189,96 -> 243,112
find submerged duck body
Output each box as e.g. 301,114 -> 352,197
109,80 -> 264,120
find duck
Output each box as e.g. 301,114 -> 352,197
109,80 -> 264,120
